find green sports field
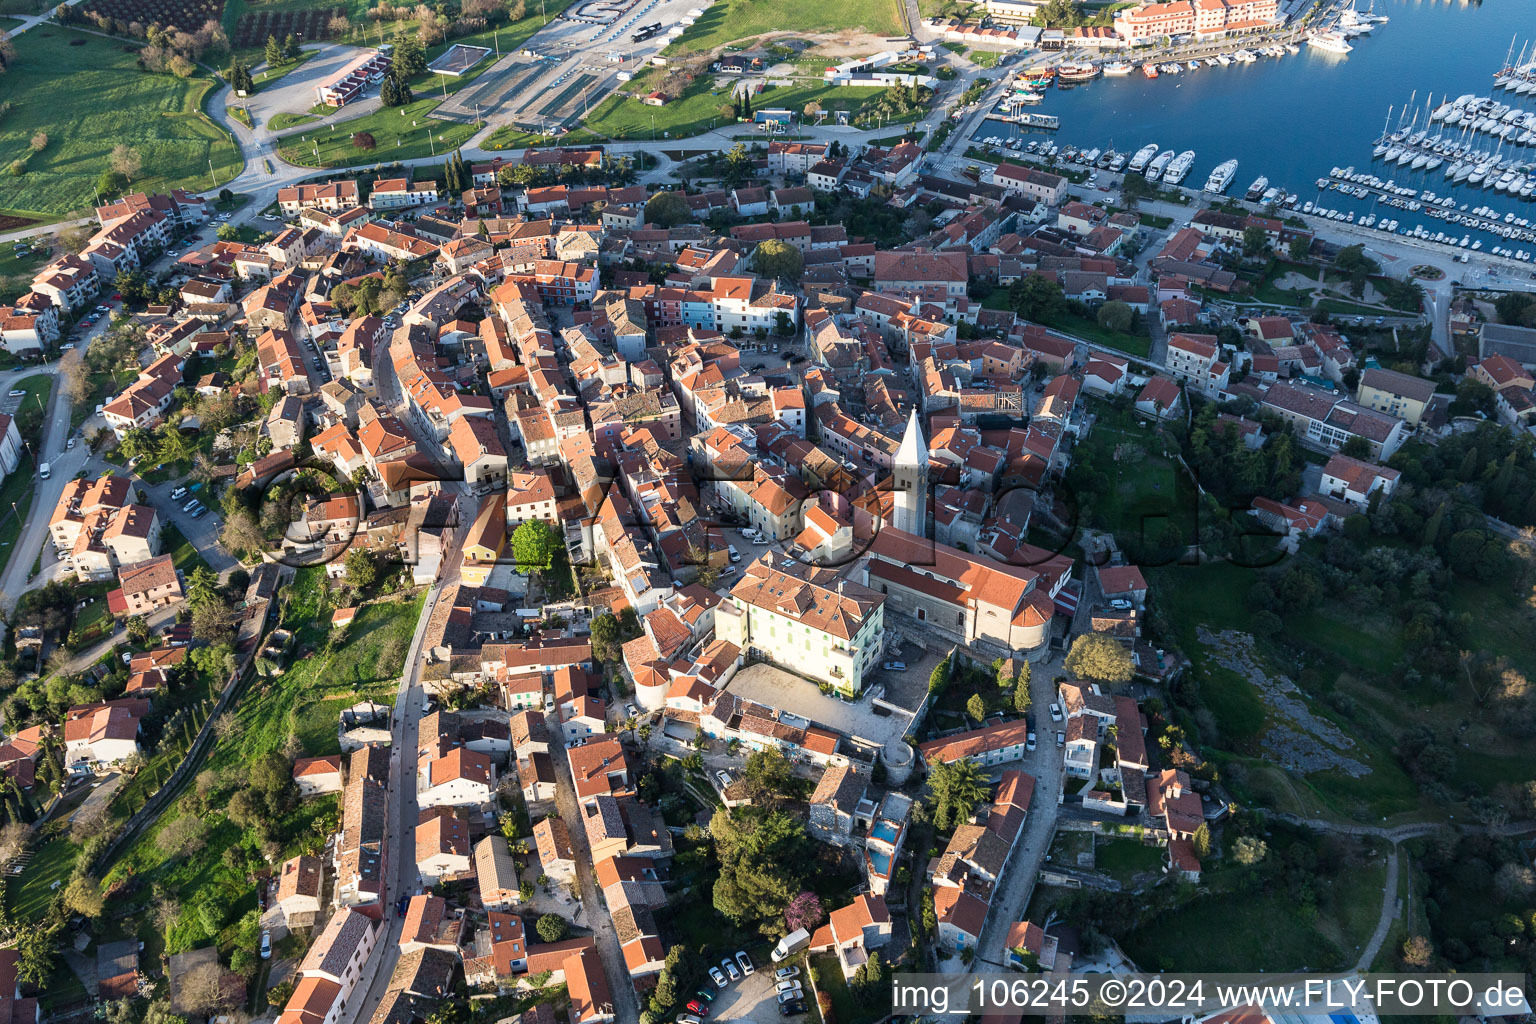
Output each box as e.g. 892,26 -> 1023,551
0,29 -> 243,223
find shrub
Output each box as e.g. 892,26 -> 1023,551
352,131 -> 376,151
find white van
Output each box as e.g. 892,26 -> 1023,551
727,544 -> 740,562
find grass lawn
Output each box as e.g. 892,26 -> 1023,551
278,97 -> 479,168
811,952 -> 890,1024
1052,311 -> 1151,357
251,49 -> 317,91
162,523 -> 213,576
210,570 -> 420,766
1074,400 -> 1196,553
0,29 -> 242,223
12,372 -> 52,445
96,571 -> 418,960
583,80 -> 898,141
0,450 -> 38,588
268,112 -> 319,132
0,244 -> 52,300
664,0 -> 903,55
981,292 -> 1149,357
1121,830 -> 1386,973
6,836 -> 80,922
968,49 -> 1002,68
1095,838 -> 1164,884
1152,560 -> 1430,823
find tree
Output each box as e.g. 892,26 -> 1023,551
59,349 -> 88,405
393,33 -> 427,77
63,872 -> 105,917
16,918 -> 59,986
282,32 -> 298,60
353,130 -> 378,150
1096,300 -> 1133,333
710,808 -> 811,933
1241,224 -> 1269,257
28,132 -> 47,153
965,692 -> 986,723
536,913 -> 569,943
1401,935 -> 1433,969
1012,667 -> 1032,714
264,34 -> 283,67
741,748 -> 792,802
644,190 -> 690,229
1120,172 -> 1155,207
1232,835 -> 1267,865
186,565 -> 221,610
1288,233 -> 1311,260
752,239 -> 803,282
1064,632 -> 1134,685
1011,273 -> 1067,323
928,654 -> 951,695
108,144 -> 143,183
784,890 -> 824,933
927,758 -> 988,831
1191,822 -> 1212,858
511,519 -> 556,573
344,548 -> 377,589
803,100 -> 822,121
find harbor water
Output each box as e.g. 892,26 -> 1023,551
1004,0 -> 1536,252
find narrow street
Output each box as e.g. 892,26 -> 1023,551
548,729 -> 643,1024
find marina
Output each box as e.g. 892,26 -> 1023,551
976,0 -> 1536,255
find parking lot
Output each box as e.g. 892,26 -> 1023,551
725,662 -> 918,764
707,959 -> 806,1024
244,43 -> 380,129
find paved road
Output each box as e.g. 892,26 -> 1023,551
935,650 -> 1066,975
0,319 -> 112,614
5,0 -> 86,35
335,586 -> 444,1024
547,719 -> 643,1024
1355,847 -> 1399,973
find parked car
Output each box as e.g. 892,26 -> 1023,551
777,988 -> 804,1005
882,661 -> 907,672
721,958 -> 740,981
1056,730 -> 1065,747
1109,598 -> 1133,611
190,505 -> 209,519
94,305 -> 109,313
735,951 -> 753,975
66,438 -> 75,449
624,702 -> 638,718
693,988 -> 715,1003
780,1001 -> 807,1017
1026,731 -> 1037,752
182,499 -> 200,513
6,390 -> 23,398
678,1016 -> 703,1024
259,931 -> 271,959
685,1000 -> 709,1016
1048,702 -> 1063,722
776,980 -> 801,994
708,966 -> 727,989
775,966 -> 800,981
170,486 -> 187,501
715,770 -> 731,788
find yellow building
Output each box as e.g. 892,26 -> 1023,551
715,557 -> 884,697
460,492 -> 506,587
1356,366 -> 1435,428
